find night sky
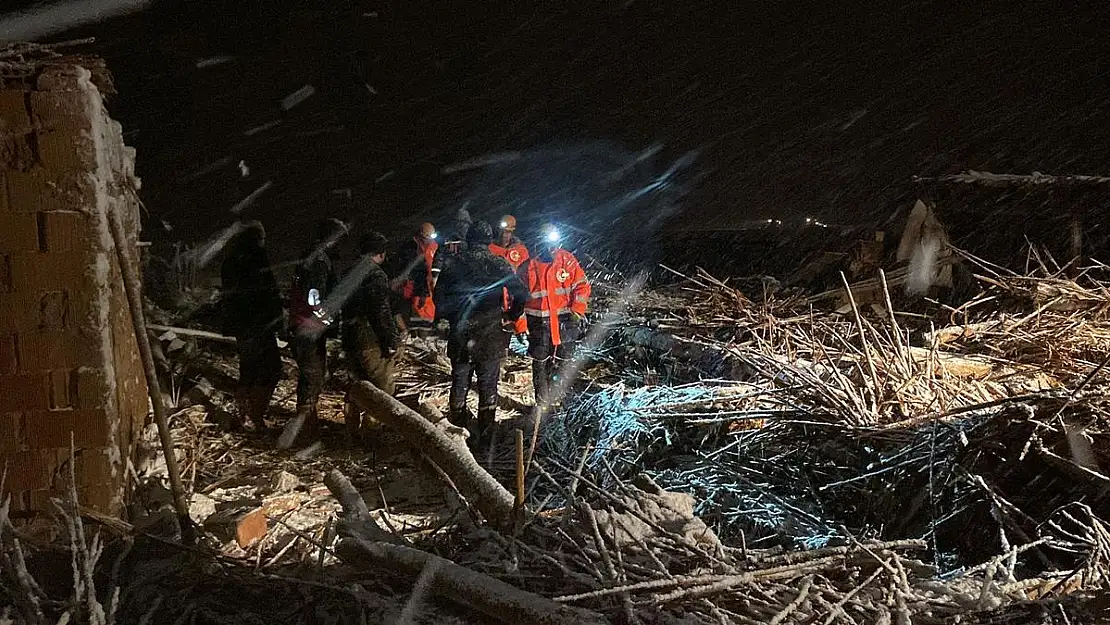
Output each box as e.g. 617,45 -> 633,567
13,0 -> 1110,264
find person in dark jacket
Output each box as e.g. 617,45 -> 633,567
341,231 -> 400,441
278,218 -> 349,449
434,220 -> 528,446
429,207 -> 472,291
220,220 -> 284,432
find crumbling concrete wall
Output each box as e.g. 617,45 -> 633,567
0,61 -> 145,518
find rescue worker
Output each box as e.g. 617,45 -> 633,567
434,220 -> 528,445
220,220 -> 284,432
341,231 -> 400,441
430,207 -> 472,291
391,222 -> 438,336
518,223 -> 592,409
488,214 -> 530,335
278,218 -> 348,449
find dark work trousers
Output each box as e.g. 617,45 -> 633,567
449,358 -> 502,424
235,331 -> 282,388
531,343 -> 575,408
233,330 -> 282,428
291,330 -> 328,410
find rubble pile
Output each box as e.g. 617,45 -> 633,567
4,250 -> 1110,624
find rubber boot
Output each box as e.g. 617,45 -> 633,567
448,405 -> 474,429
470,406 -> 494,451
303,404 -> 320,440
247,385 -> 273,432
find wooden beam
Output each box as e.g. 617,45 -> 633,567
914,171 -> 1110,187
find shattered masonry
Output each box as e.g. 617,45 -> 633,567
0,60 -> 146,518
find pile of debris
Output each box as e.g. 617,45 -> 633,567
5,249 -> 1110,624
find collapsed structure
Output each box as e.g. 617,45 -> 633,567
1,48 -> 1109,625
0,47 -> 146,520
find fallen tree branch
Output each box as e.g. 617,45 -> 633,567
335,537 -> 607,625
323,468 -> 604,625
347,381 -> 516,529
322,470 -> 396,544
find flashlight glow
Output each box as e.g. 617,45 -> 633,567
500,221 -> 508,229
430,232 -> 438,240
545,229 -> 561,243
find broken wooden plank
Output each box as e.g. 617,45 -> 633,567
147,324 -> 236,344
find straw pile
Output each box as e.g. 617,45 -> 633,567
4,250 -> 1110,624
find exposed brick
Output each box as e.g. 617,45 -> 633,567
35,66 -> 94,93
0,133 -> 37,174
17,331 -> 80,371
74,447 -> 115,487
28,90 -> 95,131
0,293 -> 35,331
0,254 -> 11,292
74,367 -> 107,410
205,506 -> 268,548
6,169 -> 49,213
26,490 -> 54,512
0,292 -> 74,332
10,252 -> 89,292
77,485 -> 120,514
0,449 -> 60,491
0,372 -> 49,410
0,334 -> 15,374
0,90 -> 33,136
0,213 -> 40,252
10,490 -> 34,513
23,409 -> 109,449
37,211 -> 88,254
6,168 -> 97,214
47,369 -> 74,409
0,413 -> 21,452
38,290 -> 71,330
36,129 -> 97,172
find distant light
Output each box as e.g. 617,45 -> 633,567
805,217 -> 813,223
766,219 -> 773,223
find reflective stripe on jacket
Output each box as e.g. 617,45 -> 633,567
520,248 -> 591,345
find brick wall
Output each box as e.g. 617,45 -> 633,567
0,62 -> 146,518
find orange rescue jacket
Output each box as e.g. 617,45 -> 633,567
411,237 -> 438,321
490,240 -> 530,333
521,248 -> 591,345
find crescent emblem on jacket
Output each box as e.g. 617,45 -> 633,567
555,268 -> 570,283
508,249 -> 521,263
